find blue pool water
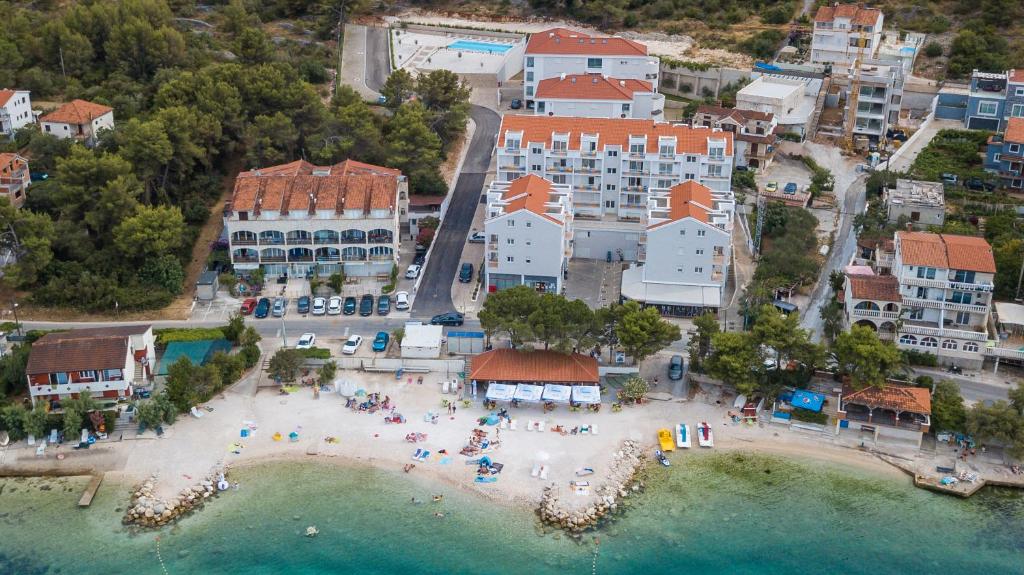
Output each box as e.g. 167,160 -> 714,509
447,40 -> 513,54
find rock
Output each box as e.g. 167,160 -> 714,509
144,508 -> 155,518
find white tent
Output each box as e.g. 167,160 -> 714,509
542,384 -> 572,403
336,379 -> 357,397
485,382 -> 515,401
572,386 -> 601,404
513,384 -> 544,403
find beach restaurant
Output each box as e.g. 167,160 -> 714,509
471,349 -> 601,406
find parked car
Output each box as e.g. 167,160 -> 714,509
341,335 -> 363,355
239,298 -> 257,315
941,173 -> 959,186
405,264 -> 422,279
254,297 -> 271,318
359,294 -> 374,316
327,296 -> 343,315
510,99 -> 522,110
312,297 -> 327,316
413,253 -> 426,266
783,182 -> 798,195
343,296 -> 357,315
468,231 -> 486,243
965,177 -> 995,192
735,165 -> 749,172
377,294 -> 391,315
30,171 -> 49,182
394,291 -> 410,311
272,297 -> 288,317
372,331 -> 389,352
296,333 -> 316,349
430,311 -> 464,326
668,355 -> 684,381
459,262 -> 474,283
765,181 -> 778,193
296,295 -> 311,314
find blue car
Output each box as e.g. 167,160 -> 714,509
783,182 -> 798,195
372,331 -> 389,352
254,297 -> 271,318
297,295 -> 311,314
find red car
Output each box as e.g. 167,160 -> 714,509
240,298 -> 258,315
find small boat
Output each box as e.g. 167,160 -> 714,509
697,421 -> 714,448
655,449 -> 670,467
305,526 -> 319,537
676,424 -> 691,449
657,428 -> 675,452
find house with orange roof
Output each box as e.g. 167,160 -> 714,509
40,99 -> 114,145
694,105 -> 778,171
483,175 -> 572,294
523,28 -> 659,106
810,3 -> 884,67
0,153 -> 30,208
226,159 -> 407,278
532,73 -> 664,119
984,116 -> 1024,189
837,383 -> 931,446
0,89 -> 33,138
619,181 -> 732,316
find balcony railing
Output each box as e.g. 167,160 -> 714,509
546,165 -> 572,173
367,236 -> 393,244
851,308 -> 900,319
316,255 -> 341,262
369,254 -> 393,261
288,254 -> 314,262
342,254 -> 366,262
260,238 -> 285,245
901,297 -> 987,314
261,255 -> 286,263
339,236 -> 367,244
901,276 -> 994,292
488,260 -> 498,268
287,237 -> 312,245
234,255 -> 259,263
580,150 -> 598,158
232,238 -> 258,246
899,323 -> 987,341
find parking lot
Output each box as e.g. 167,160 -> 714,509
564,260 -> 623,309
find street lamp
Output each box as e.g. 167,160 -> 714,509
10,299 -> 21,337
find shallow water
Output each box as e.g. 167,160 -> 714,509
1,452 -> 1022,575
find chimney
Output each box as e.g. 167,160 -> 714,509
619,80 -> 626,87
560,73 -> 566,81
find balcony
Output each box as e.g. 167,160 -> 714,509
580,149 -> 599,158
575,166 -> 600,174
546,165 -> 573,173
548,149 -> 568,156
712,252 -> 726,264
488,260 -> 498,268
232,238 -> 257,246
341,254 -> 367,262
901,297 -> 987,314
851,308 -> 900,319
315,254 -> 341,262
899,323 -> 987,341
234,255 -> 259,263
261,255 -> 286,263
287,237 -> 312,245
500,164 -> 526,171
289,254 -> 314,262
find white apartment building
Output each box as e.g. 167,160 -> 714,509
736,76 -> 818,138
0,89 -> 33,138
844,231 -> 995,369
496,115 -> 734,261
523,28 -> 659,106
811,3 -> 884,67
620,181 -> 732,316
39,99 -> 114,145
533,73 -> 664,119
484,175 -> 572,294
847,60 -> 904,140
227,159 -> 406,278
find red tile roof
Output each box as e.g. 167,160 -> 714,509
814,4 -> 883,26
847,274 -> 900,302
1008,69 -> 1024,83
649,181 -> 714,228
26,335 -> 130,375
499,115 -> 733,155
40,99 -> 112,125
526,28 -> 647,56
535,74 -> 652,101
896,232 -> 995,273
696,105 -> 774,124
231,160 -> 401,215
0,152 -> 27,172
1005,117 -> 1024,144
843,385 -> 931,415
500,175 -> 564,224
469,349 -> 599,384
0,90 -> 16,107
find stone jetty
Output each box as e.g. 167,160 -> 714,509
537,440 -> 645,536
122,469 -> 228,528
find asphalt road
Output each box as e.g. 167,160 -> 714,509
412,105 -> 501,318
364,26 -> 390,92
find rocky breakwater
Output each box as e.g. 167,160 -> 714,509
538,440 -> 646,536
122,469 -> 228,528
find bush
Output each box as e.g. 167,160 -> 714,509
790,408 -> 828,425
102,410 -> 117,434
619,376 -> 650,404
155,327 -> 227,346
902,349 -> 938,367
924,42 -> 943,58
738,30 -> 785,60
240,343 -> 261,368
296,347 -> 332,360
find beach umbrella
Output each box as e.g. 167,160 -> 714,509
355,389 -> 366,397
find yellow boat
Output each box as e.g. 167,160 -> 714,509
657,428 -> 675,452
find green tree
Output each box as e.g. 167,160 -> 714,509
318,360 -> 337,382
114,117 -> 173,202
21,406 -> 48,439
383,102 -> 446,195
751,305 -> 824,370
528,294 -> 596,353
268,348 -> 304,382
931,380 -> 967,434
84,175 -> 142,241
0,342 -> 31,397
328,272 -> 344,294
62,404 -> 82,438
234,27 -> 275,64
828,270 -> 845,294
614,301 -> 682,363
381,68 -> 415,111
391,327 -> 406,346
0,201 -> 56,288
688,312 -> 719,370
966,400 -> 1023,457
138,254 -> 185,294
415,69 -> 471,145
705,331 -> 763,396
313,99 -> 385,164
1010,383 -> 1024,415
165,357 -> 222,412
113,205 -> 187,261
243,112 -> 300,168
105,13 -> 187,80
239,325 -> 262,347
619,376 -> 649,403
479,285 -> 540,346
223,313 -> 246,344
0,404 -> 27,440
819,300 -> 845,344
833,325 -> 902,389
948,28 -> 1009,78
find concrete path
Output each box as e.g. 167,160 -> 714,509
339,24 -> 390,100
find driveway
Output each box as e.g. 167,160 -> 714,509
340,24 -> 390,99
364,26 -> 390,92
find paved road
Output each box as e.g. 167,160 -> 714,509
412,105 -> 501,318
364,26 -> 390,92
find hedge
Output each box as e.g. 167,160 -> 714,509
296,347 -> 332,360
155,327 -> 227,346
790,408 -> 829,425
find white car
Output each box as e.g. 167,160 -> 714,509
296,333 -> 316,349
311,297 -> 327,316
327,296 -> 343,315
341,335 -> 363,355
404,264 -> 422,279
394,291 -> 410,311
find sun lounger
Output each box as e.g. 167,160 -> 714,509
412,448 -> 431,462
575,467 -> 594,477
591,425 -> 598,436
510,419 -> 517,431
526,419 -> 535,431
531,463 -> 541,477
441,381 -> 450,394
539,465 -> 549,480
500,419 -> 508,430
537,420 -> 546,432
190,406 -> 204,418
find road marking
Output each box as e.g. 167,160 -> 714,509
344,327 -> 350,337
275,329 -> 281,337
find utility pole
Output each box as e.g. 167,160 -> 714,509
10,299 -> 21,337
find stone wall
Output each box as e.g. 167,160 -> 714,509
122,468 -> 228,528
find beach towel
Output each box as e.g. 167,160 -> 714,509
439,457 -> 452,465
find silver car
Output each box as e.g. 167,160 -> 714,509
272,298 -> 288,317
311,297 -> 327,316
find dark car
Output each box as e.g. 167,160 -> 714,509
343,296 -> 357,315
29,171 -> 49,182
297,295 -> 311,314
430,312 -> 464,326
965,177 -> 995,192
413,253 -> 426,266
359,294 -> 374,316
458,262 -> 474,283
510,99 -> 522,110
254,297 -> 271,318
668,355 -> 684,381
239,298 -> 257,315
377,294 -> 391,315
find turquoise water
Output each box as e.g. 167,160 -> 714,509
447,40 -> 513,54
1,452 -> 1023,574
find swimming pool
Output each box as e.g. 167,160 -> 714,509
447,40 -> 513,54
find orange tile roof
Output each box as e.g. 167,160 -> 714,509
535,74 -> 652,101
0,90 -> 15,107
649,181 -> 714,228
0,152 -> 25,170
499,115 -> 733,156
814,3 -> 882,26
1005,117 -> 1024,144
696,105 -> 774,124
40,99 -> 112,125
897,231 -> 995,273
847,274 -> 900,302
1008,69 -> 1024,83
231,160 -> 401,216
469,349 -> 599,384
526,28 -> 647,56
500,175 -> 563,224
843,385 -> 931,415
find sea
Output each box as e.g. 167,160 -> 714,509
1,451 -> 1022,575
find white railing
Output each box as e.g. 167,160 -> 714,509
901,297 -> 987,314
987,347 -> 1024,360
31,380 -> 130,396
901,276 -> 994,292
899,324 -> 988,341
851,309 -> 900,319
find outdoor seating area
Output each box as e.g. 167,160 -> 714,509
483,382 -> 603,412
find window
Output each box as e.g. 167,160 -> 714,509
607,150 -> 618,157
506,238 -> 515,245
950,291 -> 972,305
526,72 -> 534,82
537,102 -> 545,113
532,147 -> 542,154
916,266 -> 936,279
525,258 -> 531,264
629,143 -> 645,155
657,179 -> 672,188
552,175 -> 566,184
605,184 -> 616,191
621,103 -> 631,114
526,222 -> 531,228
907,308 -> 924,320
697,229 -> 706,237
526,57 -> 534,68
899,334 -> 918,345
659,144 -> 675,157
1016,87 -> 1024,97
921,337 -> 938,348
507,256 -> 514,262
624,193 -> 642,206
694,267 -> 703,273
695,249 -> 704,255
707,164 -> 723,177
685,173 -> 696,180
587,58 -> 602,68
607,167 -> 617,174
80,370 -> 97,381
526,86 -> 533,97
963,342 -> 979,353
507,220 -> 515,227
952,270 -> 976,283
679,230 -> 685,236
1012,104 -> 1024,118
604,200 -> 616,208
1010,144 -> 1021,154
941,340 -> 958,350
531,164 -> 541,171
552,140 -> 568,152
709,146 -> 725,160
994,153 -> 1002,162
916,286 -> 928,299
978,101 -> 998,116
954,311 -> 971,325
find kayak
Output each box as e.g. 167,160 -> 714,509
657,428 -> 675,452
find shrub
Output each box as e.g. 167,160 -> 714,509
738,30 -> 785,60
902,349 -> 938,367
790,408 -> 828,425
240,343 -> 261,368
296,347 -> 332,360
155,327 -> 227,346
619,376 -> 650,404
924,42 -> 943,58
